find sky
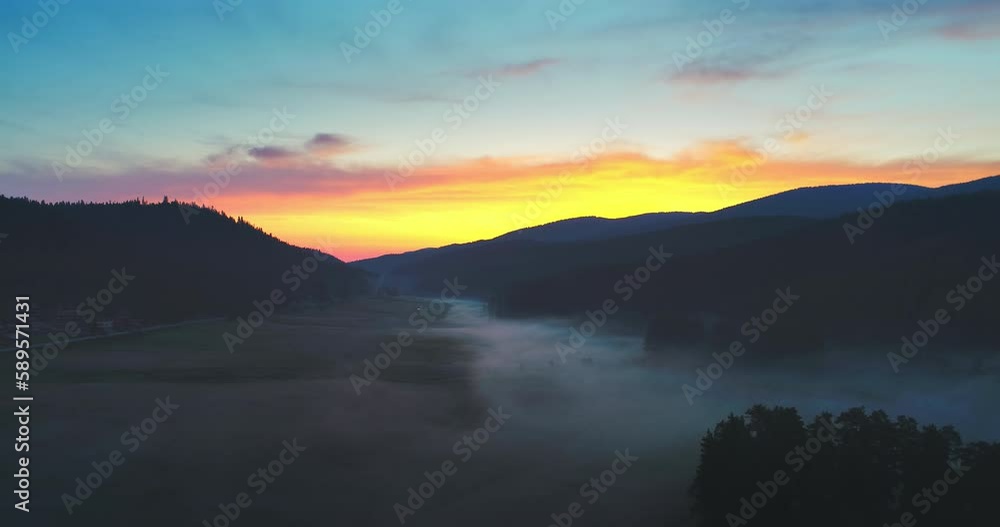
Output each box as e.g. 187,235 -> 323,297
2,0 -> 999,261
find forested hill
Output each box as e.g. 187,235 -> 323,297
356,176 -> 1000,297
497,191 -> 1000,353
0,196 -> 371,323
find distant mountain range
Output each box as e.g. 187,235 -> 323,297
355,175 -> 1000,286
355,176 -> 1000,354
505,191 -> 1000,351
471,176 -> 1000,244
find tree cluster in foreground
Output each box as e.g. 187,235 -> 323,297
691,405 -> 999,527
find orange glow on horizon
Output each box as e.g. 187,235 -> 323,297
197,145 -> 999,261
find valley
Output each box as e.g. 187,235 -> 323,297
26,295 -> 1000,526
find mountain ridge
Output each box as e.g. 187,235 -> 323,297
355,175 -> 1000,274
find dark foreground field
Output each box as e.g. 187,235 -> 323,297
25,297 -> 1000,526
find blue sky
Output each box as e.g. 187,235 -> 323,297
2,0 -> 999,258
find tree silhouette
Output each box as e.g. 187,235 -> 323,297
690,406 -> 998,527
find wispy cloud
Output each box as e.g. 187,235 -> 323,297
305,133 -> 356,156
207,132 -> 360,167
664,29 -> 811,85
667,62 -> 793,84
498,58 -> 560,76
469,58 -> 560,79
247,146 -> 296,160
936,19 -> 1000,41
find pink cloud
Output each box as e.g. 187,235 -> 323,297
497,58 -> 559,76
937,20 -> 1000,41
468,58 -> 560,79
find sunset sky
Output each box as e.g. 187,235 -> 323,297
2,0 -> 999,260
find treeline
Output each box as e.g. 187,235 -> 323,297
691,405 -> 998,526
361,216 -> 809,301
0,196 -> 371,323
497,192 -> 1000,354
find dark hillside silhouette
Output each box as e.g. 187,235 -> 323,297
356,176 -> 1000,280
495,212 -> 703,243
498,191 -> 1000,353
0,196 -> 370,324
361,216 -> 813,298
